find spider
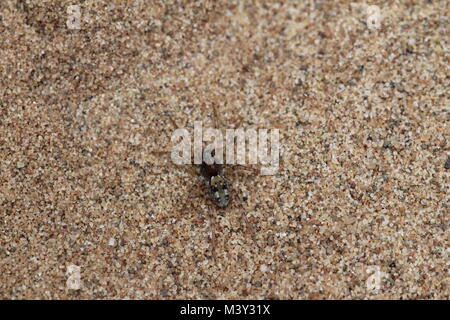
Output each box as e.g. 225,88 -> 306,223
145,106 -> 293,264
151,108 -> 263,210
200,151 -> 230,209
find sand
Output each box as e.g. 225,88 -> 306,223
0,0 -> 448,299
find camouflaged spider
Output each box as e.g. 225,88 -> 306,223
152,112 -> 261,210
199,150 -> 230,209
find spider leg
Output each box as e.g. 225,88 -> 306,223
206,208 -> 219,262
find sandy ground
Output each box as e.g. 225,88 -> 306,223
0,0 -> 448,299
